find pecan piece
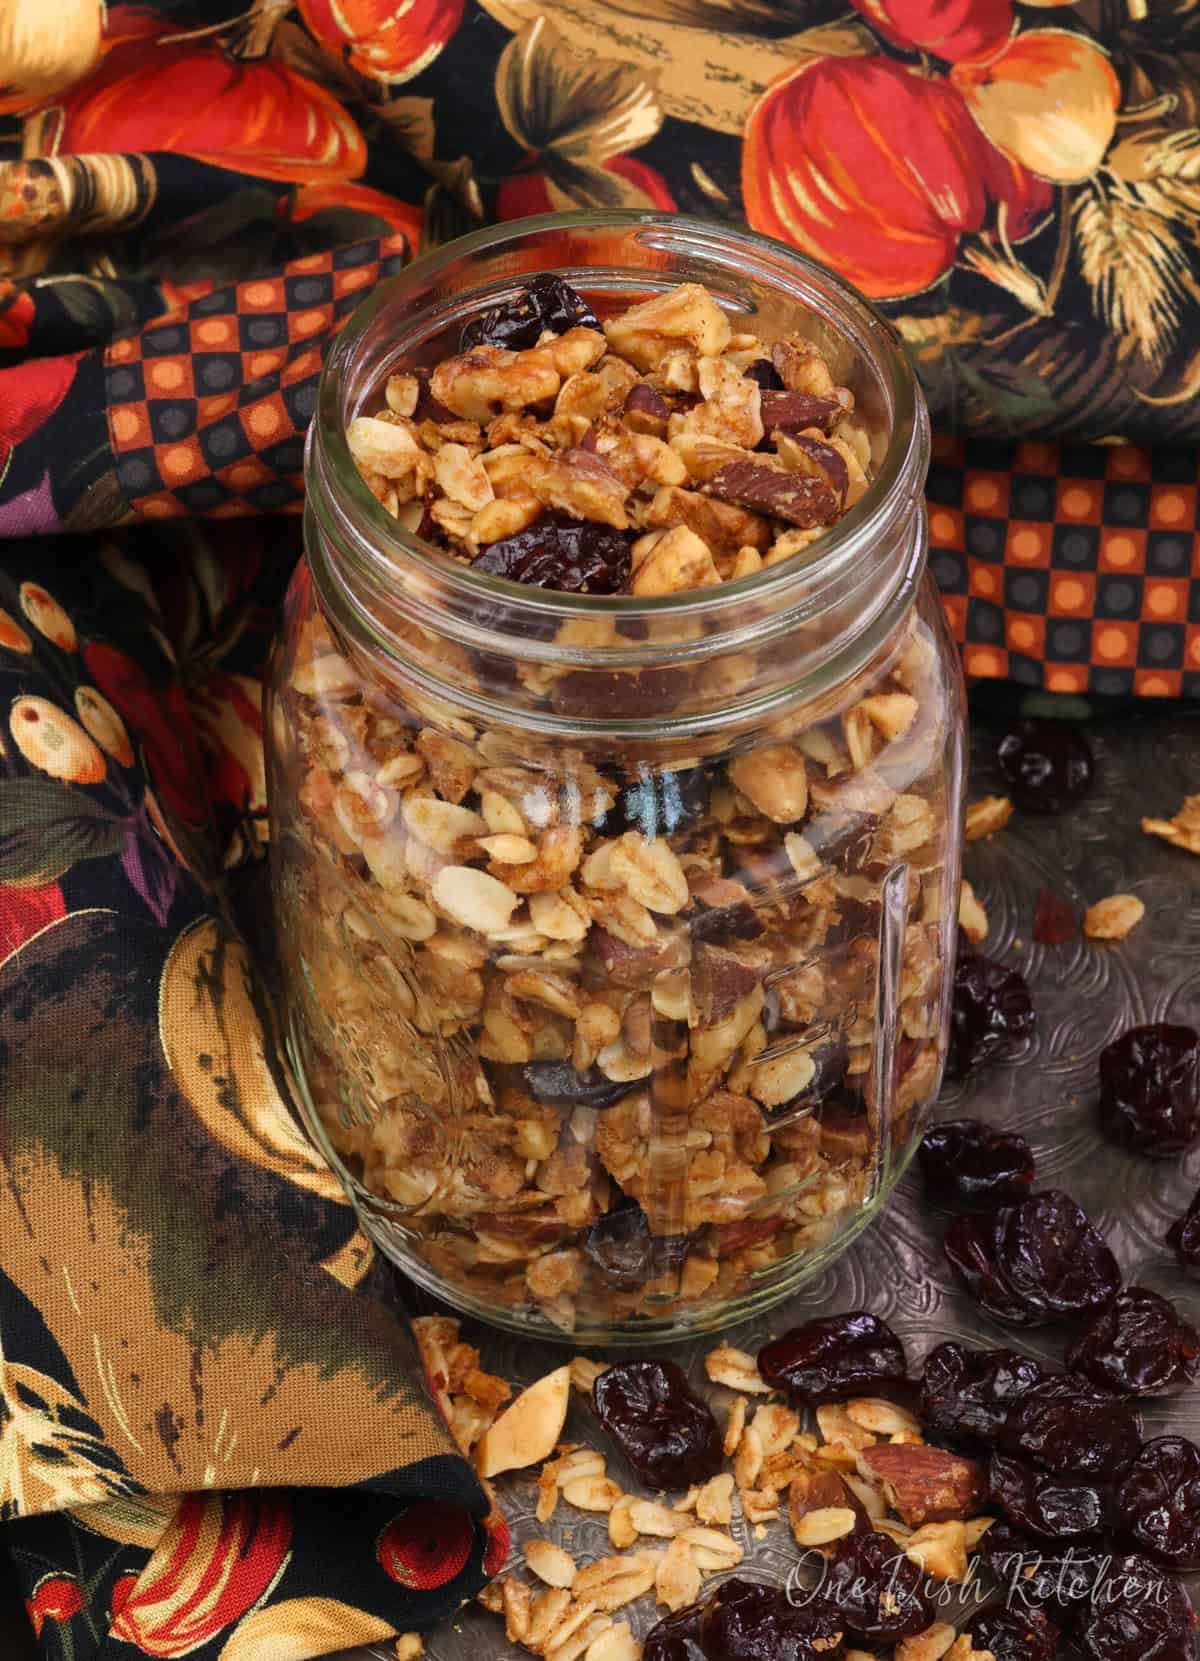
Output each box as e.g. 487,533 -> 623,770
530,449 -> 631,530
644,484 -> 771,560
857,1444 -> 986,1526
702,460 -> 839,528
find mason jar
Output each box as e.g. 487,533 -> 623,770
266,212 -> 966,1344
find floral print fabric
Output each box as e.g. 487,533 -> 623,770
0,0 -> 1197,1656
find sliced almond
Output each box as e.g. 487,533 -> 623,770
903,1520 -> 969,1582
474,1365 -> 570,1477
1084,892 -> 1145,940
629,1499 -> 690,1537
525,1539 -> 578,1589
964,794 -> 1013,841
656,1536 -> 702,1612
562,1475 -> 624,1512
705,1343 -> 772,1394
527,1587 -> 573,1651
844,1398 -> 922,1438
679,1525 -> 744,1571
573,1552 -> 658,1611
586,1622 -> 641,1661
792,1505 -> 857,1547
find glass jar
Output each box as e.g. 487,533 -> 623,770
267,212 -> 965,1344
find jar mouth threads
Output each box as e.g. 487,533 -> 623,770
305,213 -> 930,732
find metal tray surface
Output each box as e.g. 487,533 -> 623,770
337,710 -> 1200,1660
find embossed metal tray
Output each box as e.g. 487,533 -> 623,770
339,709 -> 1200,1661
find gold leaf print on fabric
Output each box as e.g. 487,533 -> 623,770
496,17 -> 661,166
1074,171 -> 1200,367
0,0 -> 103,111
0,1338 -> 132,1516
477,0 -> 872,134
157,916 -> 345,1205
218,1597 -> 395,1661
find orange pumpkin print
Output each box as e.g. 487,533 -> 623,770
297,0 -> 466,85
30,12 -> 366,186
743,56 -> 1047,300
952,30 -> 1121,184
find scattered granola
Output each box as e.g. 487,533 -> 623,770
1084,892 -> 1145,940
963,796 -> 1012,841
1142,794 -> 1200,855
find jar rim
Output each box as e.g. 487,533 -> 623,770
309,211 -> 929,639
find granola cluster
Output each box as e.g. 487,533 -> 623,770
414,1317 -> 998,1661
272,276 -> 959,1333
345,279 -> 870,586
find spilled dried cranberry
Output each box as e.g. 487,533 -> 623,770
918,1118 -> 1036,1210
592,1360 -> 722,1490
977,1520 -> 1099,1621
641,1601 -> 704,1661
700,1576 -> 845,1661
1117,1437 -> 1200,1570
819,1529 -> 934,1640
1033,886 -> 1076,945
945,950 -> 1035,1079
643,1604 -> 706,1661
1098,1024 -> 1200,1157
988,1452 -> 1110,1540
757,1312 -> 908,1403
997,719 -> 1095,814
1075,1553 -> 1197,1661
971,1605 -> 1061,1661
1000,1375 -> 1142,1480
583,1201 -> 690,1292
1167,1186 -> 1200,1274
944,1189 -> 1121,1327
472,511 -> 631,593
460,274 -> 599,351
919,1341 -> 1045,1447
1066,1287 -> 1200,1396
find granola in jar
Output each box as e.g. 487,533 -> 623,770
269,219 -> 964,1340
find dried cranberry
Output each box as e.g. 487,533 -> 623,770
971,1605 -> 1061,1661
700,1577 -> 845,1661
943,1190 -> 1121,1327
1000,1375 -> 1143,1480
918,1119 -> 1036,1210
643,1604 -> 706,1661
757,1312 -> 908,1403
997,719 -> 1095,814
592,1360 -> 722,1490
584,1202 -> 690,1292
743,359 -> 786,392
517,1060 -> 639,1110
1098,1024 -> 1200,1157
1167,1186 -> 1200,1274
804,809 -> 879,875
919,1341 -> 1045,1447
460,275 -> 599,351
1033,886 -> 1076,945
603,767 -> 710,838
1066,1288 -> 1200,1396
988,1452 -> 1111,1540
1116,1437 -> 1200,1570
472,511 -> 631,594
978,1522 -> 1098,1623
1075,1553 -> 1197,1661
945,950 -> 1035,1079
818,1530 -> 934,1640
